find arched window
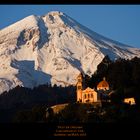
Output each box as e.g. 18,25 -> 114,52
78,79 -> 82,82
88,94 -> 90,98
78,86 -> 81,90
91,94 -> 93,98
84,94 -> 86,99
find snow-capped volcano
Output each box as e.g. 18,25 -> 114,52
0,11 -> 140,94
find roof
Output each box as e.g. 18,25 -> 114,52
124,97 -> 135,100
97,78 -> 109,88
82,87 -> 97,93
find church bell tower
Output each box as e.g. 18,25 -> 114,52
76,73 -> 83,102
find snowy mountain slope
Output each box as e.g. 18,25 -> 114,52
0,11 -> 140,94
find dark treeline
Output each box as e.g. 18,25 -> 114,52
0,84 -> 76,110
0,84 -> 76,122
85,56 -> 140,105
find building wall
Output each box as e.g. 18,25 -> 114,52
93,91 -> 97,102
76,74 -> 98,103
82,88 -> 97,103
97,86 -> 109,91
76,74 -> 83,102
124,98 -> 135,105
82,92 -> 94,103
77,89 -> 82,102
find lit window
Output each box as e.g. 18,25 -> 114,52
78,86 -> 81,89
84,94 -> 86,99
78,79 -> 81,82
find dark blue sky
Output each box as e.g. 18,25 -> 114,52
0,5 -> 140,48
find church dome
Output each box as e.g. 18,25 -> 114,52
97,77 -> 109,91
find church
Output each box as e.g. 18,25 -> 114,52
76,73 -> 109,103
97,77 -> 109,91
